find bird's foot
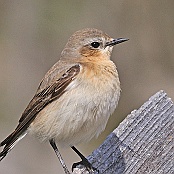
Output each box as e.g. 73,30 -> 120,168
72,158 -> 99,173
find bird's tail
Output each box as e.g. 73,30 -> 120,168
0,130 -> 27,161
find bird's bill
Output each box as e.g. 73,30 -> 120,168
106,38 -> 129,46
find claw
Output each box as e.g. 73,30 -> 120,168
72,158 -> 99,173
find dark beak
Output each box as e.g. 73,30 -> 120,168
106,38 -> 129,47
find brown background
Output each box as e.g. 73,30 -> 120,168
0,1 -> 174,174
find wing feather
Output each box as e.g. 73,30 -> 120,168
0,64 -> 80,160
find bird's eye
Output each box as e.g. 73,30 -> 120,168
91,42 -> 100,48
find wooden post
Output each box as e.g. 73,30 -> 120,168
72,90 -> 174,174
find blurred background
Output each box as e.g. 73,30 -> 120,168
0,1 -> 174,173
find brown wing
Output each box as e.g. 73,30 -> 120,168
0,64 -> 80,160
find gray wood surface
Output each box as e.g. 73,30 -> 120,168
72,90 -> 174,174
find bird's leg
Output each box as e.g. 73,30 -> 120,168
49,139 -> 70,174
71,146 -> 98,173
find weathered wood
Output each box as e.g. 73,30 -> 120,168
72,90 -> 174,174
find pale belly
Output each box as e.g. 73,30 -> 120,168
29,75 -> 120,147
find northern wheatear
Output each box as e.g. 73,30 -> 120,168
0,28 -> 128,173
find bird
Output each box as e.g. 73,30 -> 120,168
0,28 -> 128,173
